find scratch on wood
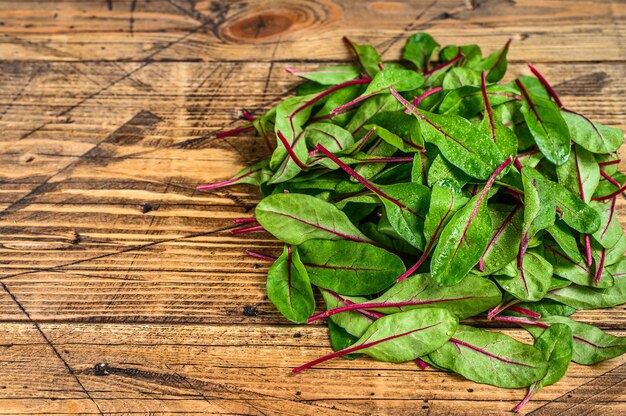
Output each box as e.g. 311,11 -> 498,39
1,224 -> 239,281
529,362 -> 626,415
129,0 -> 137,36
377,0 -> 441,56
0,282 -> 105,416
0,110 -> 162,219
0,66 -> 41,121
18,19 -> 212,141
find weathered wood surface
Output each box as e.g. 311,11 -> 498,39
0,0 -> 624,414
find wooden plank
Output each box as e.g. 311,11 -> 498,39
0,323 -> 621,415
0,0 -> 623,63
0,1 -> 624,414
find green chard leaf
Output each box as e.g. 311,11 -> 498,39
255,193 -> 371,245
556,144 -> 600,202
495,250 -> 553,302
293,308 -> 458,372
345,38 -> 382,78
267,245 -> 315,323
429,157 -> 512,285
479,204 -> 523,275
428,325 -> 548,388
287,65 -> 361,85
479,39 -> 511,83
516,80 -> 570,166
204,32 -> 626,389
403,33 -> 440,72
321,289 -> 375,338
299,239 -> 405,295
513,324 -> 573,412
546,278 -> 626,310
591,199 -> 624,249
562,109 -> 624,154
327,320 -> 360,360
524,317 -> 626,365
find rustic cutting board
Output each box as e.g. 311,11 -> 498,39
0,0 -> 624,414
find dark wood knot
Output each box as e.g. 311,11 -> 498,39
220,1 -> 337,43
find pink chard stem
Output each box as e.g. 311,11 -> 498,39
233,217 -> 258,224
409,87 -> 443,110
245,250 -> 277,262
231,225 -> 265,235
424,53 -> 464,76
241,110 -> 255,121
316,144 -> 424,220
215,125 -> 255,139
293,324 -> 438,373
197,168 -> 262,191
416,358 -> 430,370
487,297 -> 521,320
592,182 -> 626,201
600,169 -> 623,188
594,248 -> 606,286
481,70 -> 497,143
584,235 -> 593,267
506,306 -> 541,320
276,130 -> 308,170
598,159 -> 620,167
513,382 -> 539,413
528,64 -> 563,108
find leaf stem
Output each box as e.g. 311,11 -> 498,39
197,167 -> 263,190
245,250 -> 277,262
513,381 -> 539,413
316,144 -> 425,220
528,63 -> 563,108
584,235 -> 593,267
215,124 -> 255,139
594,247 -> 606,286
591,182 -> 626,201
600,169 -> 623,188
233,217 -> 258,224
241,110 -> 255,121
276,130 -> 308,170
598,159 -> 620,167
416,358 -> 429,369
480,70 -> 496,143
487,298 -> 520,320
411,87 -> 443,107
492,315 -> 549,328
506,306 -> 541,320
231,225 -> 265,234
324,290 -> 385,320
423,53 -> 464,76
293,324 -> 438,373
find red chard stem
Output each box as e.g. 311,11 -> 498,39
231,225 -> 265,234
245,250 -> 277,262
528,63 -> 563,108
316,144 -> 425,220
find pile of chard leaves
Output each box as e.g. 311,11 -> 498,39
199,33 -> 626,412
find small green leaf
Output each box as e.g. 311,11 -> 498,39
525,317 -> 626,365
299,239 -> 405,295
403,33 -> 440,72
428,325 -> 548,388
255,193 -> 371,245
266,245 -> 315,323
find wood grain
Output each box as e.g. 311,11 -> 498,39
0,0 -> 624,414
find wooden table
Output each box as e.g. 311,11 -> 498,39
0,0 -> 624,414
